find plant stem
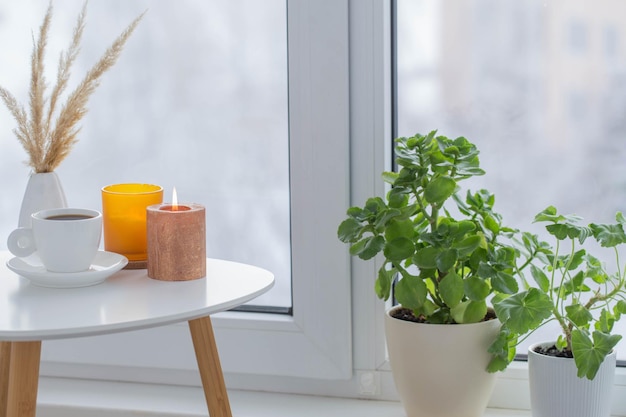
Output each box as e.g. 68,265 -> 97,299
548,239 -> 573,348
412,185 -> 434,226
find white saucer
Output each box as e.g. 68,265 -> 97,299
6,251 -> 128,288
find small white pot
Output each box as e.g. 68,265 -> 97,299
528,341 -> 616,417
384,306 -> 500,417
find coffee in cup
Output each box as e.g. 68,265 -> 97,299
7,208 -> 103,273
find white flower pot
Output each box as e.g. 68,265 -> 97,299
18,172 -> 68,227
528,341 -> 616,417
384,306 -> 500,417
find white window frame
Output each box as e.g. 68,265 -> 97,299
40,0 -> 355,387
385,1 -> 626,414
40,1 -> 626,412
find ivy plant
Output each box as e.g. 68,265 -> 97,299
490,206 -> 626,379
337,131 -> 533,326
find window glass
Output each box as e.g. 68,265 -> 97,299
0,0 -> 291,308
396,0 -> 626,360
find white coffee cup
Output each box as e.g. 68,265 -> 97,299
7,208 -> 102,273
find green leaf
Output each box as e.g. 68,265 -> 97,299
424,176 -> 456,205
350,236 -> 385,260
534,207 -> 584,226
443,145 -> 459,156
493,288 -> 553,334
456,220 -> 477,236
436,248 -> 458,272
495,246 -> 516,264
383,237 -> 415,261
616,300 -> 626,314
596,309 -> 616,333
381,171 -> 398,185
565,304 -> 593,327
487,355 -> 509,373
428,309 -> 452,324
586,254 -> 607,284
484,215 -> 500,235
566,249 -> 586,270
395,275 -> 427,310
464,276 -> 491,301
374,208 -> 402,230
590,223 -> 626,247
491,271 -> 519,294
375,266 -> 395,301
400,204 -> 419,221
384,218 -> 415,241
487,329 -> 517,373
346,206 -> 370,221
572,330 -> 622,380
546,223 -> 584,241
413,247 -> 439,269
477,262 -> 496,279
562,270 -> 588,294
364,197 -> 386,214
578,226 -> 592,244
439,270 -> 464,308
436,219 -> 451,235
469,247 -> 487,271
533,206 -> 560,222
530,264 -> 550,292
337,218 -> 362,243
418,299 -> 437,318
453,235 -> 482,257
387,187 -> 409,208
456,164 -> 485,177
451,300 -> 487,324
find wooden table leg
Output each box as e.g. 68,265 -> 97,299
0,342 -> 12,417
6,341 -> 41,417
188,316 -> 232,417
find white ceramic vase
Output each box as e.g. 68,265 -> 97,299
18,172 -> 68,227
528,341 -> 616,417
384,306 -> 500,417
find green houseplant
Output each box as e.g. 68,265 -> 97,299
491,206 -> 626,417
338,130 -> 530,325
337,130 -> 534,417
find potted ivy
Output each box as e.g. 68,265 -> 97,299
491,206 -> 626,417
338,131 -> 534,417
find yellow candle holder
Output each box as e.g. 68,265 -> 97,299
101,183 -> 163,265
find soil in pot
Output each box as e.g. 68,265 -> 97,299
532,344 -> 574,359
391,306 -> 497,324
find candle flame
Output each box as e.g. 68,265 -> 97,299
172,187 -> 178,211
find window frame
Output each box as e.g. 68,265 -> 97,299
41,0 -> 353,383
39,1 -> 626,413
388,0 -> 626,413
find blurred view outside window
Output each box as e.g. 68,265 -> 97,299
396,0 -> 626,359
0,0 -> 291,308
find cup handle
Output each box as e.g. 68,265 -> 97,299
7,228 -> 36,257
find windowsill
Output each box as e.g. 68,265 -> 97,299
37,377 -> 530,417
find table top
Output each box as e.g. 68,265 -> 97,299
0,251 -> 274,341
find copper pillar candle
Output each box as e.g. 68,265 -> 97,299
147,202 -> 206,281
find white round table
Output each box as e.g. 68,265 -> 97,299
0,251 -> 274,417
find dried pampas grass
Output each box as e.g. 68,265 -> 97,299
0,2 -> 145,173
